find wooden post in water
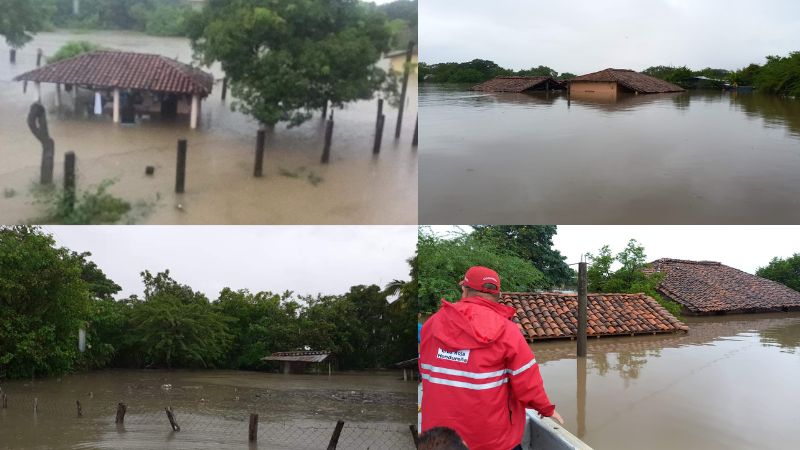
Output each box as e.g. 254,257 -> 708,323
10,49 -> 15,64
1,394 -> 6,409
64,151 -> 76,211
221,77 -> 228,101
412,116 -> 418,147
321,99 -> 328,120
165,407 -> 180,431
27,103 -> 55,185
175,139 -> 187,193
395,41 -> 415,139
373,114 -> 385,154
321,113 -> 334,164
254,128 -> 266,177
248,413 -> 258,442
76,400 -> 82,417
577,355 -> 587,439
376,98 -> 383,122
326,420 -> 345,450
577,261 -> 588,357
36,49 -> 43,67
115,403 -> 127,424
33,398 -> 38,414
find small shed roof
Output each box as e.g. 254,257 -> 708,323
501,292 -> 687,341
471,76 -> 566,92
570,68 -> 685,93
261,350 -> 332,363
14,51 -> 213,96
650,258 -> 800,314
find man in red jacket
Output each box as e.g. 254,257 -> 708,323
419,266 -> 564,450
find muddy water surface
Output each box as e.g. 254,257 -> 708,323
0,31 -> 418,224
0,370 -> 416,449
420,84 -> 800,224
533,313 -> 800,450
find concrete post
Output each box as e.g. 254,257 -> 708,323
55,84 -> 62,108
35,82 -> 42,102
190,95 -> 199,129
113,89 -> 120,123
577,261 -> 588,357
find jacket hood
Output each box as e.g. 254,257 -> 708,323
430,296 -> 517,350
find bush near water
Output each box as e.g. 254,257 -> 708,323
0,226 -> 417,379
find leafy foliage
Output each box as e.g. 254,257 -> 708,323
754,52 -> 800,97
47,41 -> 101,64
418,229 -> 546,313
186,0 -> 392,126
419,59 -> 569,84
33,179 -> 131,225
379,0 -> 416,50
586,239 -> 681,317
0,0 -> 51,48
756,254 -> 800,292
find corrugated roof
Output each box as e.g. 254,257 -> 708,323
651,258 -> 800,314
471,76 -> 566,92
501,292 -> 687,341
261,351 -> 331,363
14,51 -> 213,96
570,68 -> 685,93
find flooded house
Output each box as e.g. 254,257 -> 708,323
261,350 -> 334,374
568,68 -> 684,98
648,258 -> 800,315
14,50 -> 213,129
471,76 -> 567,92
501,292 -> 688,341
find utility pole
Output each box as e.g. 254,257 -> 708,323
577,261 -> 588,357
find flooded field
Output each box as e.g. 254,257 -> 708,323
0,370 -> 416,449
0,31 -> 418,225
419,84 -> 800,224
534,313 -> 800,450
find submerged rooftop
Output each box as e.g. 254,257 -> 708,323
570,68 -> 685,94
471,76 -> 566,92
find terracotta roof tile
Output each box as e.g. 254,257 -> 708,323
471,76 -> 567,92
14,51 -> 213,96
651,258 -> 800,314
570,68 -> 685,93
501,292 -> 687,342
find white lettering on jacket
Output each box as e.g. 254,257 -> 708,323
437,348 -> 470,363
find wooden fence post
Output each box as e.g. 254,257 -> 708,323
36,49 -> 43,67
248,413 -> 258,442
221,77 -> 228,101
64,151 -> 76,211
115,403 -> 127,424
10,49 -> 15,64
412,116 -> 418,147
395,41 -> 414,138
577,261 -> 588,357
1,394 -> 6,409
326,420 -> 345,450
376,98 -> 383,122
373,114 -> 385,154
76,400 -> 82,417
321,114 -> 334,164
33,398 -> 38,414
165,407 -> 180,431
27,103 -> 55,185
254,129 -> 266,177
175,139 -> 187,193
321,100 -> 328,120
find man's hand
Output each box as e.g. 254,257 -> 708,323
542,410 -> 565,425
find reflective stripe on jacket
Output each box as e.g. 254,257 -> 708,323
420,296 -> 555,450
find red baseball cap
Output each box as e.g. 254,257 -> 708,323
461,266 -> 501,295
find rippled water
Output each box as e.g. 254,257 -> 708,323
533,313 -> 800,450
0,370 -> 417,449
0,31 -> 418,225
419,84 -> 800,224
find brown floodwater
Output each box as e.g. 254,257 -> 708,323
419,84 -> 800,224
0,370 -> 417,449
0,31 -> 418,225
532,313 -> 800,450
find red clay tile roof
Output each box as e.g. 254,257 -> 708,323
570,68 -> 685,93
14,51 -> 213,96
651,258 -> 800,314
501,292 -> 687,341
471,76 -> 566,92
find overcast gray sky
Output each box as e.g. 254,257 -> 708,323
420,0 -> 800,74
43,226 -> 416,300
429,225 -> 799,274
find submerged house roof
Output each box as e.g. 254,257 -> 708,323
471,76 -> 566,92
501,292 -> 687,341
570,68 -> 685,93
650,259 -> 800,314
14,51 -> 214,96
260,350 -> 332,363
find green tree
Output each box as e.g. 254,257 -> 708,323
558,72 -> 576,80
186,0 -> 392,127
0,0 -> 51,48
418,229 -> 546,313
383,254 -> 418,364
754,53 -> 800,97
47,41 -> 101,64
517,65 -> 557,78
756,254 -> 800,292
0,226 -> 91,378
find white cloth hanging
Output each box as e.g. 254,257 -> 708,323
94,92 -> 102,115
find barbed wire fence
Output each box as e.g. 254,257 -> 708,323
0,389 -> 418,449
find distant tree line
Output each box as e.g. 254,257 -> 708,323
0,226 -> 416,379
419,59 -> 575,84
